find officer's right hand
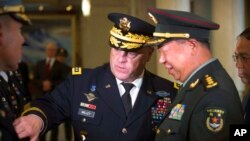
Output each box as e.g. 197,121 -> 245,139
13,115 -> 43,141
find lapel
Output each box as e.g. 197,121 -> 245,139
125,71 -> 158,125
96,66 -> 127,121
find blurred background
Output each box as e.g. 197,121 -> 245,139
20,0 -> 249,141
22,0 -> 250,94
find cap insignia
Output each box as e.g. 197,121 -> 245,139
72,67 -> 82,75
204,74 -> 218,89
206,108 -> 224,133
148,12 -> 158,24
119,17 -> 131,31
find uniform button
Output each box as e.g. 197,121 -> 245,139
156,129 -> 160,134
82,118 -> 86,122
166,129 -> 171,134
122,128 -> 128,134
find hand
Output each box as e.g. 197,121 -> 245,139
42,80 -> 52,92
13,115 -> 43,141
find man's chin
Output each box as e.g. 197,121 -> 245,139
240,77 -> 250,85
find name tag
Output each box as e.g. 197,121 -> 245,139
78,108 -> 95,118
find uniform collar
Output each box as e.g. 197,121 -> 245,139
0,71 -> 8,82
182,58 -> 216,87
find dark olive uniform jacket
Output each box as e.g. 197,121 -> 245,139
24,63 -> 177,141
155,59 -> 244,141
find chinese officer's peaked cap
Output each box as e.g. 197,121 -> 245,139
108,12 -> 155,51
146,8 -> 219,47
0,0 -> 31,25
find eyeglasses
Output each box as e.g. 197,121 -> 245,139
112,48 -> 140,59
232,54 -> 250,63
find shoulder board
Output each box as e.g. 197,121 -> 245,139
202,74 -> 218,90
72,67 -> 82,75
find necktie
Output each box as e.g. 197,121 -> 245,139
45,59 -> 51,77
121,82 -> 134,116
46,59 -> 51,70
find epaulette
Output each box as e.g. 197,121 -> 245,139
202,74 -> 218,90
72,67 -> 82,75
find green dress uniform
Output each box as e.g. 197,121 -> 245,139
155,59 -> 244,141
144,8 -> 245,141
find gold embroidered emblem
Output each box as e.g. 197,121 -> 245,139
206,108 -> 224,132
189,79 -> 199,89
119,17 -> 131,31
72,67 -> 82,75
205,75 -> 218,89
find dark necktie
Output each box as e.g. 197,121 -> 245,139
121,82 -> 134,116
46,59 -> 51,70
45,59 -> 51,77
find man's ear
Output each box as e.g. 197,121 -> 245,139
146,47 -> 154,62
187,39 -> 199,55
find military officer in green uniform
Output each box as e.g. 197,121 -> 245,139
145,8 -> 244,141
0,0 -> 31,140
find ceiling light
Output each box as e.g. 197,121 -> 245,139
81,0 -> 91,17
66,5 -> 73,12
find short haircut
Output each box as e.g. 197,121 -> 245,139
238,27 -> 250,40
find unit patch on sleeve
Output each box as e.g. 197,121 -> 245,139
206,107 -> 225,133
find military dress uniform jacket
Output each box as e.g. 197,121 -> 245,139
155,59 -> 244,141
23,63 -> 177,141
0,71 -> 31,141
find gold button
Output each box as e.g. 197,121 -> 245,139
82,118 -> 86,122
167,129 -> 171,134
122,128 -> 128,134
156,129 -> 160,134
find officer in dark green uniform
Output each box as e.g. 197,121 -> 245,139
14,13 -> 177,141
145,8 -> 244,141
0,0 -> 31,140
